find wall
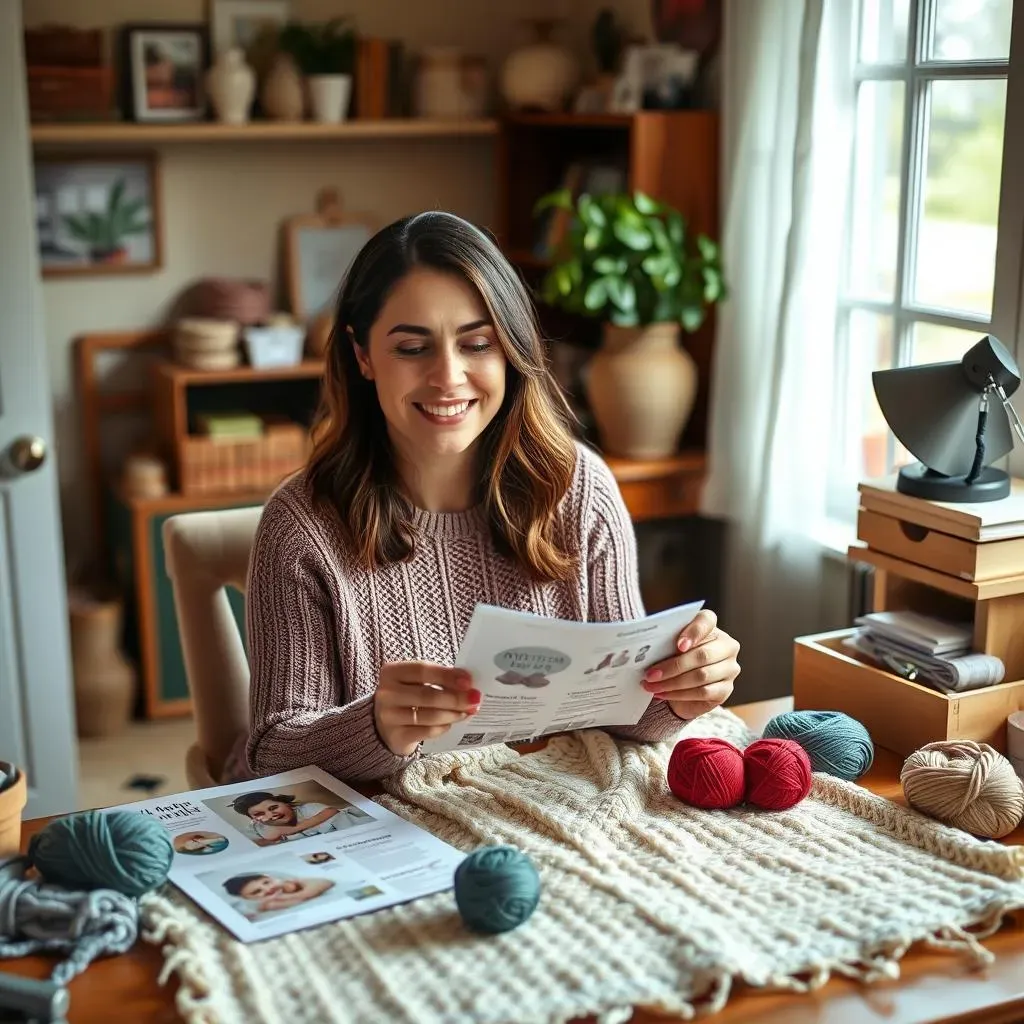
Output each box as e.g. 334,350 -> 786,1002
23,0 -> 560,572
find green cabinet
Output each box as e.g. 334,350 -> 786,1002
108,488 -> 255,717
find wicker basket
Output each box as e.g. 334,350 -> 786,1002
180,423 -> 310,495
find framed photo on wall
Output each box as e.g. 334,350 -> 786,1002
283,188 -> 374,321
210,0 -> 290,77
122,23 -> 209,122
33,153 -> 163,277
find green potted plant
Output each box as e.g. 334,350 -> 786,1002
278,19 -> 357,123
535,187 -> 726,459
62,178 -> 149,265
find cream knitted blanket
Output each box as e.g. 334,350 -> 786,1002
141,709 -> 1024,1024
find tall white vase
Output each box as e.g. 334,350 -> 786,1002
206,48 -> 256,125
308,74 -> 352,123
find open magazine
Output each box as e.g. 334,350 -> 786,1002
113,766 -> 465,942
420,599 -> 705,754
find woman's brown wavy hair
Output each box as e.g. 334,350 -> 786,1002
306,211 -> 579,582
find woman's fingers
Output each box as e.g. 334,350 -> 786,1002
377,679 -> 481,714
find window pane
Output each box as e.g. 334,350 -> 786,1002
911,320 -> 986,364
844,310 -> 895,480
860,0 -> 910,61
849,82 -> 905,300
933,0 -> 1012,61
913,78 -> 1006,317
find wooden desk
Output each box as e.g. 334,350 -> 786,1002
7,697 -> 1024,1024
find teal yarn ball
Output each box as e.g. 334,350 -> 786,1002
28,809 -> 174,897
763,710 -> 875,781
454,846 -> 541,934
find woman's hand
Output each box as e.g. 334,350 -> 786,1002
641,609 -> 741,721
374,661 -> 481,756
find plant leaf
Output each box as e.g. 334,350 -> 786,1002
667,212 -> 685,246
583,278 -> 608,311
533,189 -> 573,216
633,190 -> 662,215
697,234 -> 718,260
107,179 -> 126,217
612,221 -> 651,251
681,306 -> 705,332
593,255 -> 618,275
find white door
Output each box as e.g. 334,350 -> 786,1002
0,5 -> 79,816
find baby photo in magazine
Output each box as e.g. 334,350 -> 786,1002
203,779 -> 374,847
199,852 -> 387,924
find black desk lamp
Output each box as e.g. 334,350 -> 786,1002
872,334 -> 1024,502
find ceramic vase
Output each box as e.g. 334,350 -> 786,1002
501,18 -> 579,112
0,770 -> 26,856
415,48 -> 488,119
308,74 -> 352,123
206,48 -> 256,124
69,590 -> 136,738
584,322 -> 698,459
261,53 -> 305,121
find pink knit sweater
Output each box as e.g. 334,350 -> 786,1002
245,442 -> 686,782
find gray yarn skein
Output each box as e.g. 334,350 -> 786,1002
0,857 -> 138,985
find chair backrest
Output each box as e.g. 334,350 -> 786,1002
162,506 -> 263,781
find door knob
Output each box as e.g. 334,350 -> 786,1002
8,435 -> 47,473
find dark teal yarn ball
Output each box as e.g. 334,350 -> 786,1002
454,846 -> 541,934
28,809 -> 174,897
763,710 -> 874,781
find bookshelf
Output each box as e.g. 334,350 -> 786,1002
495,110 -> 719,455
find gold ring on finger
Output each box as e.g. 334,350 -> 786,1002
411,706 -> 418,726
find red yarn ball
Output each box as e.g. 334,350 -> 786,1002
743,738 -> 812,810
667,738 -> 745,809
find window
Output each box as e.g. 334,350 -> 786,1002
830,0 -> 1019,519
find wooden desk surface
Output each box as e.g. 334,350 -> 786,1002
7,697 -> 1024,1024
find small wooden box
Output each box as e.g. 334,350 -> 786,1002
857,507 -> 1024,582
793,629 -> 1024,758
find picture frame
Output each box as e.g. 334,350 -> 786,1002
615,44 -> 700,111
33,153 -> 163,278
283,188 -> 375,321
121,23 -> 209,122
210,0 -> 290,75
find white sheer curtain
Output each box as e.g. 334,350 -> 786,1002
702,0 -> 856,700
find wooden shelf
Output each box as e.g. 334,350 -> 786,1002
504,112 -> 633,129
31,118 -> 499,146
606,450 -> 707,521
153,359 -> 325,386
606,450 -> 706,483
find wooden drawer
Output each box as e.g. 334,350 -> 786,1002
793,628 -> 1024,758
857,507 -> 1024,582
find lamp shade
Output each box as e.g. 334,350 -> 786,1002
871,335 -> 1022,502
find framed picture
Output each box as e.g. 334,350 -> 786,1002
33,154 -> 163,277
210,0 -> 289,75
122,24 -> 208,122
283,188 -> 375,321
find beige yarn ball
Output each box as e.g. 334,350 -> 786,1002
900,740 -> 1024,839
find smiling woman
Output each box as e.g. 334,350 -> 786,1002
242,210 -> 742,784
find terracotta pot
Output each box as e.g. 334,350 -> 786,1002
261,53 -> 304,121
68,590 -> 136,738
0,770 -> 27,856
584,322 -> 697,460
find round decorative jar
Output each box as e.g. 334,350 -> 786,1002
206,48 -> 256,124
501,19 -> 579,112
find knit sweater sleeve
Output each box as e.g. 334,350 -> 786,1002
245,493 -> 415,782
579,446 -> 685,744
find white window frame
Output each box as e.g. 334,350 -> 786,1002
826,0 -> 1023,537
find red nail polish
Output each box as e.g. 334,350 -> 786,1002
468,688 -> 482,704
645,669 -> 663,683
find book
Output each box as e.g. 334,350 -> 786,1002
859,474 -> 1024,542
853,610 -> 972,656
113,766 -> 465,942
419,600 -> 705,754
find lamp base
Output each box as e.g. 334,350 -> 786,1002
896,463 -> 1010,503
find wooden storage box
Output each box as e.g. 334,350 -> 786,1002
180,425 -> 310,496
27,66 -> 115,122
857,507 -> 1024,582
793,629 -> 1024,757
